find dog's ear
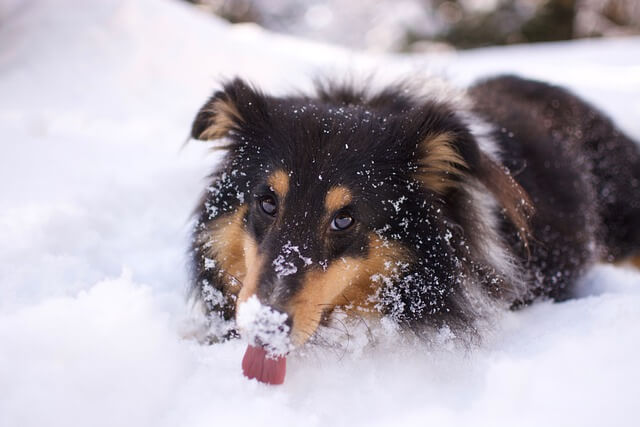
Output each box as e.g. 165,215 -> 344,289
415,131 -> 469,194
191,78 -> 264,141
474,152 -> 534,241
416,129 -> 533,241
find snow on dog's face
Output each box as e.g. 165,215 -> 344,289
190,78 -> 531,355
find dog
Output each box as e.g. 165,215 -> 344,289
188,75 -> 640,384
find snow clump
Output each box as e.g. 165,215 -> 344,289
236,295 -> 292,356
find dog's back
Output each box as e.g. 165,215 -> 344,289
470,75 -> 640,301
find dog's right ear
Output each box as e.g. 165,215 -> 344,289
191,78 -> 263,141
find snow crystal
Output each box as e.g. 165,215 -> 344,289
272,241 -> 313,278
236,295 -> 292,356
389,195 -> 407,213
272,254 -> 297,277
203,257 -> 216,270
201,279 -> 225,307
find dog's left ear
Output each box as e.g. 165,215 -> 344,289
191,78 -> 265,141
416,129 -> 533,240
415,131 -> 469,194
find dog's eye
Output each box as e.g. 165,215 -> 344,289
331,211 -> 354,231
259,195 -> 277,216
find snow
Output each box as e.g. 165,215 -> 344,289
1,0 -> 640,426
237,295 -> 292,356
272,241 -> 314,278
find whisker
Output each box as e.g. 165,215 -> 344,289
222,270 -> 244,288
332,317 -> 351,361
301,328 -> 337,355
299,317 -> 349,359
313,297 -> 377,350
339,293 -> 375,344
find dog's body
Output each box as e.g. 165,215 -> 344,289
189,75 -> 640,361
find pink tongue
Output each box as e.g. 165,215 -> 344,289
241,345 -> 287,385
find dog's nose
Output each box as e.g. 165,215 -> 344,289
252,312 -> 293,344
261,301 -> 294,331
236,295 -> 294,354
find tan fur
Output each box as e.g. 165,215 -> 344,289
201,205 -> 264,307
416,132 -> 468,194
202,206 -> 248,295
325,186 -> 353,212
416,132 -> 533,247
198,98 -> 243,140
619,255 -> 640,269
268,170 -> 290,199
287,234 -> 411,346
478,154 -> 534,247
237,237 -> 263,304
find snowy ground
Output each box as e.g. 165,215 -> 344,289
1,0 -> 640,426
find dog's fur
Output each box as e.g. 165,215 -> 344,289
189,75 -> 640,347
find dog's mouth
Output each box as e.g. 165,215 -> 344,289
236,296 -> 294,385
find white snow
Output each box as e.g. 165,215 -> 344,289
1,0 -> 640,426
237,295 -> 292,356
272,241 -> 314,278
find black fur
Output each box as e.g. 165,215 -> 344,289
470,76 -> 640,301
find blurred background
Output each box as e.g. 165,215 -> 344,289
183,0 -> 640,52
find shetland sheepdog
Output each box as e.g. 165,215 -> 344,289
188,75 -> 640,384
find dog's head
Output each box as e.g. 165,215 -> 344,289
191,78 -> 531,350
